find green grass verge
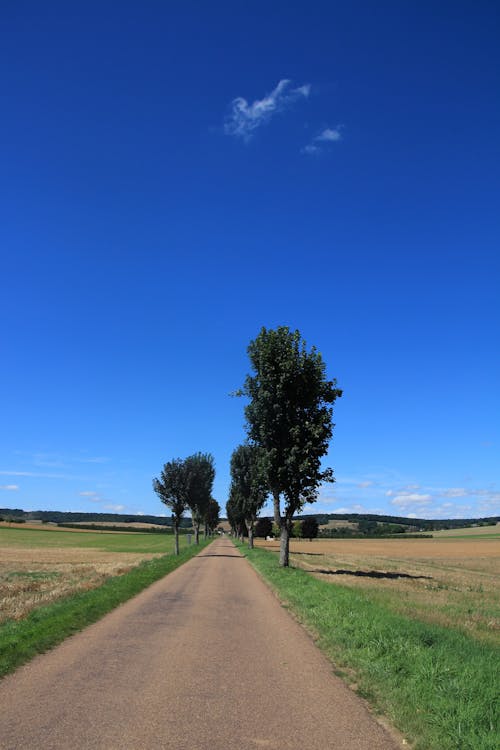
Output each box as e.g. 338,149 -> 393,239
236,542 -> 499,750
0,539 -> 212,679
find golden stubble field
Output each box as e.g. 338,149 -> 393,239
0,530 -> 162,623
256,534 -> 500,644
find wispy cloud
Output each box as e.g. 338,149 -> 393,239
390,493 -> 433,509
386,484 -> 500,518
315,470 -> 499,519
33,452 -> 109,468
303,126 -> 342,154
224,79 -> 310,141
439,487 -> 469,499
0,484 -> 19,491
78,490 -> 128,514
0,470 -> 92,481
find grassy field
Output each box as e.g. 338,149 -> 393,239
0,525 -> 195,624
0,524 -> 181,552
240,539 -> 499,750
256,536 -> 499,645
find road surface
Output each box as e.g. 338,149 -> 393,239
0,538 -> 402,749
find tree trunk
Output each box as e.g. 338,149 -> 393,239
174,521 -> 179,556
273,490 -> 281,527
279,523 -> 290,567
194,524 -> 199,545
273,490 -> 290,567
247,522 -> 254,549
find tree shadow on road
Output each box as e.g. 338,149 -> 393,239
196,554 -> 245,559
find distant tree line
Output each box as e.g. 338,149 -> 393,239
0,508 -> 192,527
2,508 -> 498,534
306,513 -> 499,533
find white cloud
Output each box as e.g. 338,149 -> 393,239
0,484 -> 19,491
103,504 -> 125,512
477,492 -> 500,513
224,79 -> 310,141
303,126 -> 342,154
390,493 -> 433,508
79,491 -> 98,497
357,480 -> 374,488
440,487 -> 468,498
317,127 -> 342,142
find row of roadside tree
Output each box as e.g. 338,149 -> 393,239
227,326 -> 342,566
152,326 -> 341,567
228,514 -> 319,542
152,452 -> 220,555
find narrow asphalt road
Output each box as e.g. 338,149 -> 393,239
0,538 -> 402,749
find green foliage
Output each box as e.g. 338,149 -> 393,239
184,452 -> 216,538
237,543 -> 500,750
291,520 -> 303,538
205,498 -> 221,532
152,458 -> 189,531
229,444 -> 268,528
226,491 -> 247,537
0,540 -> 213,679
254,517 -> 273,538
241,326 -> 342,520
300,516 -> 319,539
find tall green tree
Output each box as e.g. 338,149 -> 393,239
301,516 -> 319,540
205,497 -> 221,535
241,326 -> 342,566
226,489 -> 247,541
184,452 -> 215,544
152,458 -> 187,555
254,516 -> 273,539
229,444 -> 268,548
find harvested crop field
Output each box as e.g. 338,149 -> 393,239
0,526 -> 175,623
256,536 -> 500,644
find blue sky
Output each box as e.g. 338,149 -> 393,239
1,1 -> 499,521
